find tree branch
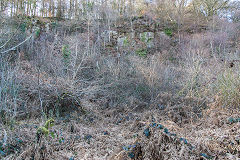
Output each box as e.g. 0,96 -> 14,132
0,34 -> 33,54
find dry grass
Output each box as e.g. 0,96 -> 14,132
1,95 -> 239,160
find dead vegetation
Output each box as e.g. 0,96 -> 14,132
0,1 -> 240,159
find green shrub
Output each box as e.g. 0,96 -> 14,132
140,32 -> 147,42
164,28 -> 173,37
51,21 -> 57,28
87,2 -> 94,10
140,32 -> 153,43
35,28 -> 40,37
123,38 -> 129,46
62,45 -> 71,65
136,48 -> 147,57
36,118 -> 55,142
20,22 -> 27,33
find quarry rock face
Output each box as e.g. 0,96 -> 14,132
103,30 -> 164,55
99,29 -> 171,56
139,32 -> 154,48
117,36 -> 128,47
27,15 -> 171,55
99,16 -> 169,54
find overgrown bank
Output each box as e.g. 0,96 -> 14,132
0,2 -> 240,159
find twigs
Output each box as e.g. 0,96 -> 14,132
0,24 -> 21,50
0,34 -> 33,54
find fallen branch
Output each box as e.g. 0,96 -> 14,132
0,34 -> 33,54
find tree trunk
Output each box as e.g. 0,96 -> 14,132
57,0 -> 62,19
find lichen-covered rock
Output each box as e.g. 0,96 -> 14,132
139,32 -> 154,48
117,36 -> 129,47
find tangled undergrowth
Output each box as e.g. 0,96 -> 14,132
111,104 -> 240,160
119,122 -> 212,160
0,11 -> 239,160
1,94 -> 240,160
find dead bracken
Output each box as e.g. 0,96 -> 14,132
0,0 -> 240,159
